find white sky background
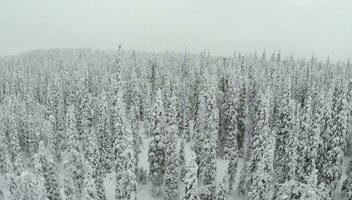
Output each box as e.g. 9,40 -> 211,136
0,0 -> 351,60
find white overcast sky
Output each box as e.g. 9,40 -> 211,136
0,0 -> 351,60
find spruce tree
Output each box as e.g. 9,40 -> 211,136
12,171 -> 48,200
148,89 -> 166,197
183,154 -> 199,200
164,134 -> 179,200
0,126 -> 12,174
34,141 -> 62,200
274,84 -> 295,184
247,89 -> 273,200
321,80 -> 347,196
297,95 -> 312,182
83,160 -> 98,200
115,124 -> 138,200
97,89 -> 113,173
179,139 -> 186,180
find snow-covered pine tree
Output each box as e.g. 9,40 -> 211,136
346,79 -> 352,155
164,83 -> 180,200
24,93 -> 37,159
83,160 -> 98,200
52,77 -> 65,161
12,171 -> 48,200
85,126 -> 106,200
63,111 -> 85,200
63,147 -> 85,200
246,89 -> 273,200
97,89 -> 114,173
274,83 -> 295,184
164,134 -> 179,200
237,68 -> 247,153
183,154 -> 199,200
34,141 -> 62,200
8,113 -> 24,175
148,89 -> 166,197
115,123 -> 138,200
223,79 -> 240,187
179,139 -> 186,180
0,125 -> 12,174
321,80 -> 347,196
80,87 -> 94,159
310,90 -> 325,180
276,105 -> 303,200
128,100 -> 142,176
297,95 -> 312,183
198,84 -> 218,200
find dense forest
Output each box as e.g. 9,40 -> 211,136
0,48 -> 351,200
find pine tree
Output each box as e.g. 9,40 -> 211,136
179,139 -> 186,180
0,125 -> 12,174
346,79 -> 352,155
221,78 -> 239,193
12,171 -> 48,200
85,127 -> 106,200
63,134 -> 84,200
321,80 -> 347,196
148,89 -> 166,197
65,105 -> 80,151
164,82 -> 180,200
128,101 -> 142,176
83,160 -> 98,200
246,89 -> 273,200
183,154 -> 199,200
164,134 -> 179,200
297,95 -> 312,182
34,141 -> 62,200
97,89 -> 114,173
223,80 -> 239,161
115,125 -> 138,200
8,113 -> 24,175
311,91 -> 325,179
237,72 -> 247,152
196,84 -> 218,200
274,84 -> 296,184
81,90 -> 94,159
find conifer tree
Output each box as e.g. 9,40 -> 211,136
297,95 -> 312,182
274,84 -> 295,184
183,154 -> 199,200
0,125 -> 12,174
164,134 -> 179,200
12,171 -> 48,200
97,89 -> 113,173
115,123 -> 138,200
8,113 -> 24,175
83,160 -> 98,200
179,139 -> 186,180
247,89 -> 273,200
85,127 -> 106,200
34,141 -> 62,200
63,120 -> 84,200
148,89 -> 166,197
197,84 -> 218,200
321,80 -> 347,196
